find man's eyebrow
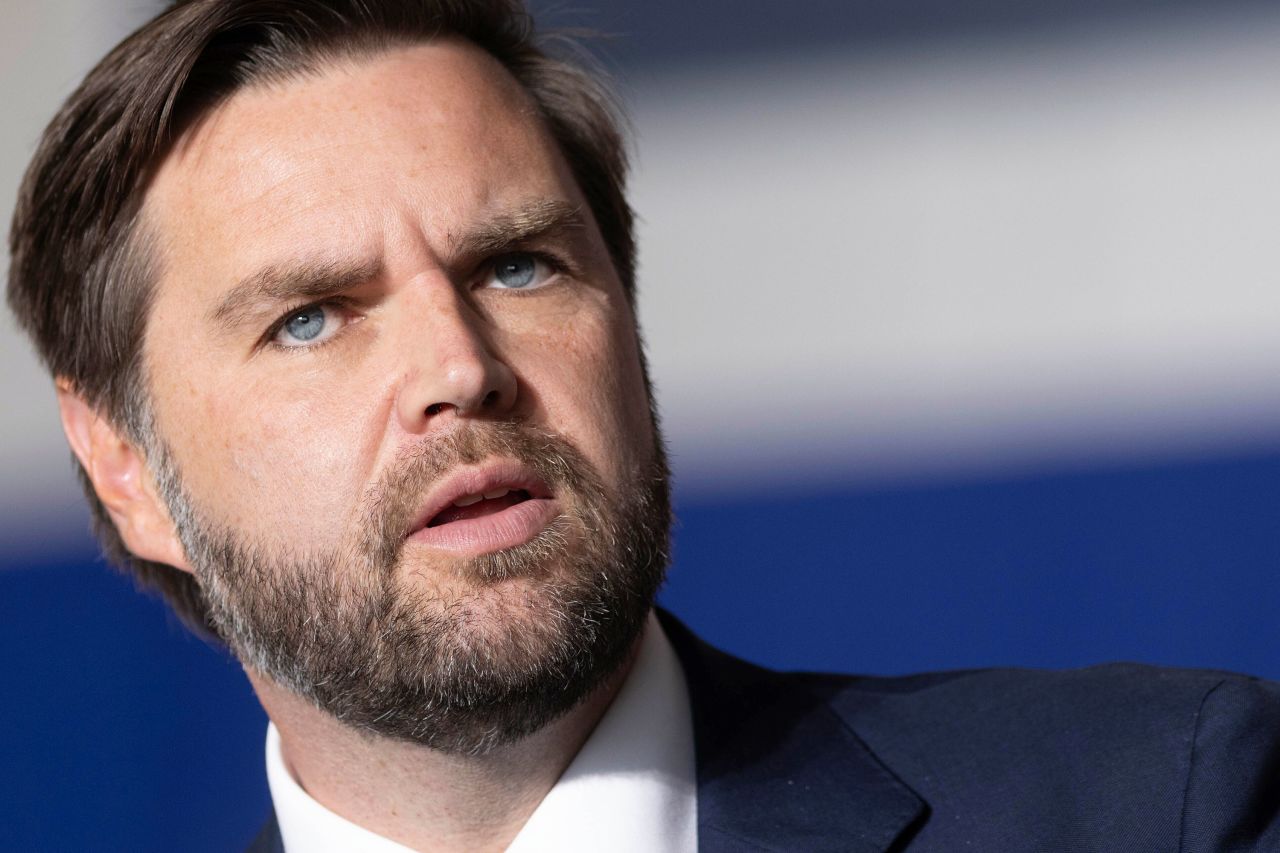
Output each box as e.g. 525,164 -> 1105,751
206,201 -> 580,333
209,257 -> 382,333
454,200 -> 587,258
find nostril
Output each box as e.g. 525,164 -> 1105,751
422,390 -> 500,418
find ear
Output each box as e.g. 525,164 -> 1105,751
56,381 -> 193,573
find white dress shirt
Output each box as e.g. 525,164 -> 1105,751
265,613 -> 697,852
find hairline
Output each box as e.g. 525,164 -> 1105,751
9,1 -> 639,638
122,31 -> 621,446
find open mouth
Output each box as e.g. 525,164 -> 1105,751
426,488 -> 534,528
405,462 -> 559,556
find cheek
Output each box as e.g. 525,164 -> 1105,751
598,317 -> 656,471
517,304 -> 653,485
608,310 -> 655,432
163,368 -> 377,543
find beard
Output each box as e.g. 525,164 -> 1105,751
153,420 -> 671,755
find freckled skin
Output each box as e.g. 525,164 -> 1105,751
142,41 -> 654,575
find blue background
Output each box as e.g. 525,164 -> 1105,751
5,448 -> 1280,850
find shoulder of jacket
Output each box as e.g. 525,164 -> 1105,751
830,664 -> 1276,828
822,662 -> 1280,756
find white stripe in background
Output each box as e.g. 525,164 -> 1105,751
1,0 -> 151,542
5,5 -> 1280,534
629,9 -> 1280,493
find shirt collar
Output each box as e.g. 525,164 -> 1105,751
266,612 -> 696,852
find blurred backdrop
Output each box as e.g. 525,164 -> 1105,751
4,0 -> 1280,850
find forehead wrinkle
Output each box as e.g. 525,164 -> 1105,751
162,96 -> 401,227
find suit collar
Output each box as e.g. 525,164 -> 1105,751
249,613 -> 926,853
245,816 -> 283,853
658,610 -> 925,852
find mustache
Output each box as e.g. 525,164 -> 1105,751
355,420 -> 598,571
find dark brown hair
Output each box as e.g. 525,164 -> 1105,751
6,0 -> 635,636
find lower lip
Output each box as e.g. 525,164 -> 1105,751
406,497 -> 560,556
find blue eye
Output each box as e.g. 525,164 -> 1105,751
495,255 -> 536,288
488,253 -> 552,290
273,304 -> 343,347
284,307 -> 326,340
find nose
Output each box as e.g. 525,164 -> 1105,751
393,284 -> 517,433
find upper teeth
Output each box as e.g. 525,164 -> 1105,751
452,488 -> 511,507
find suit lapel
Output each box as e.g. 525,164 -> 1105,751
658,611 -> 925,853
245,812 -> 284,853
250,614 -> 925,853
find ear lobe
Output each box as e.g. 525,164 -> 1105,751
55,382 -> 193,574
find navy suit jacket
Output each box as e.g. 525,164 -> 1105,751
249,611 -> 1280,851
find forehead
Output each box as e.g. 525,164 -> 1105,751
142,39 -> 575,289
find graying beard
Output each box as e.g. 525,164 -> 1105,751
151,424 -> 669,755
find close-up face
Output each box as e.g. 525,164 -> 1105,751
133,39 -> 667,750
144,38 -> 653,564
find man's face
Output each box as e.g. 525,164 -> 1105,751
137,41 -> 667,752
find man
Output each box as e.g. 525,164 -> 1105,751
7,1 -> 1280,850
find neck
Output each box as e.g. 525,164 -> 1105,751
250,640 -> 641,853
